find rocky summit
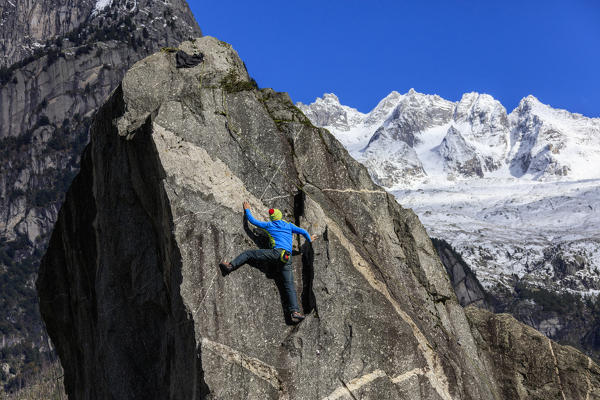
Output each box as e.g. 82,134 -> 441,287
38,37 -> 600,399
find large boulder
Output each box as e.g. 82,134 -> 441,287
37,36 -> 600,399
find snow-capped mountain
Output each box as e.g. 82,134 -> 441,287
299,90 -> 600,187
508,96 -> 600,180
297,93 -> 364,132
298,90 -> 600,295
299,89 -> 600,357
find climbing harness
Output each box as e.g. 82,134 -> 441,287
279,249 -> 291,264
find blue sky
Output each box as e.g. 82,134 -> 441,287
189,1 -> 599,117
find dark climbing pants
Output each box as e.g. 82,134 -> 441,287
230,248 -> 299,313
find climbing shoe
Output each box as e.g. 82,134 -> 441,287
219,262 -> 233,276
290,311 -> 305,323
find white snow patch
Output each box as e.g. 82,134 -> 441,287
92,0 -> 113,15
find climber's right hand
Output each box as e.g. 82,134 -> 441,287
243,201 -> 250,210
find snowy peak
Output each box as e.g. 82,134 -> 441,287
363,90 -> 403,127
451,92 -> 510,172
395,89 -> 455,121
454,92 -> 509,133
508,95 -> 600,180
518,94 -> 543,109
368,89 -> 455,148
299,90 -> 600,186
511,94 -> 600,128
320,93 -> 342,104
437,126 -> 484,178
296,93 -> 364,131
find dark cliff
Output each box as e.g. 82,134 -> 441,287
432,238 -> 493,310
38,37 -> 600,399
0,0 -> 199,67
0,0 -> 200,391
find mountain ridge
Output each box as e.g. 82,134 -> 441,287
299,89 -> 600,185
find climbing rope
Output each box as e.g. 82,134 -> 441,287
259,158 -> 286,201
193,121 -> 299,314
220,90 -> 307,196
191,90 -> 383,314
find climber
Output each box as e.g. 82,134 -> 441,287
219,201 -> 316,323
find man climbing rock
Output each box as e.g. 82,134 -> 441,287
220,201 -> 316,322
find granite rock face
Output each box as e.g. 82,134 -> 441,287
38,37 -> 600,399
0,0 -> 199,67
0,0 -> 200,389
0,0 -> 94,67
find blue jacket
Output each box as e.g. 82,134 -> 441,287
245,209 -> 311,252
